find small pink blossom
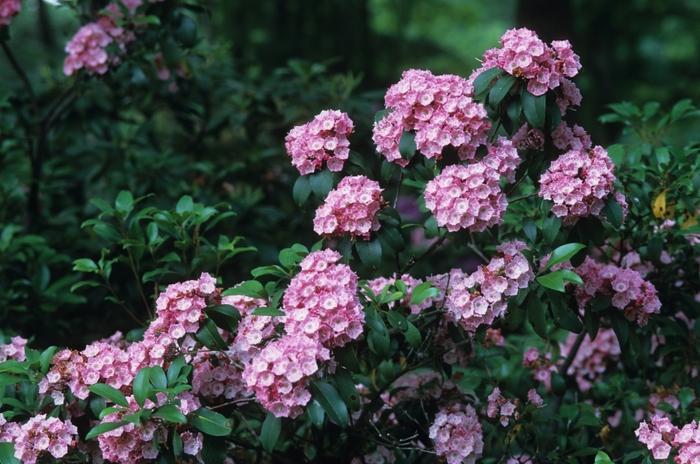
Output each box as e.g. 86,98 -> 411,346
313,175 -> 383,239
429,403 -> 484,464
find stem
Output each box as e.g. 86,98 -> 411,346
1,40 -> 35,100
400,234 -> 447,274
559,330 -> 586,377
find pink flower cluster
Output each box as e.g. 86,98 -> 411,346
479,28 -> 581,96
366,273 -> 435,314
142,272 -> 218,364
382,369 -> 445,406
0,0 -> 20,27
313,175 -> 383,239
373,69 -> 490,164
552,122 -> 591,151
429,404 -> 484,464
482,138 -> 522,183
527,388 -> 544,407
674,421 -> 700,464
424,163 -> 507,233
0,335 -> 26,362
41,273 -> 218,405
443,241 -> 533,332
191,350 -> 249,401
40,340 -> 132,402
97,393 -> 201,462
575,257 -> 662,326
282,249 -> 364,349
560,329 -> 620,392
9,414 -> 77,464
242,334 -> 329,418
556,78 -> 583,114
285,110 -> 354,175
63,13 -> 132,76
486,387 -> 519,427
635,415 -> 679,460
522,347 -> 555,390
225,294 -> 280,362
538,145 -> 617,224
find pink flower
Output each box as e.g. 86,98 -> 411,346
0,0 -> 20,27
282,250 -> 364,348
313,176 -> 383,239
511,123 -> 544,151
285,110 -> 354,175
539,145 -> 617,225
373,69 -> 490,164
63,23 -> 113,76
487,387 -> 520,427
424,163 -> 507,233
527,389 -> 544,407
575,257 -> 662,326
10,414 -> 77,464
443,241 -> 533,332
0,335 -> 27,362
560,329 -> 621,392
552,122 -> 591,152
429,404 -> 484,464
522,347 -> 555,390
635,415 -> 678,460
673,421 -> 700,464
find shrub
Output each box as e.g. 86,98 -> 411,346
1,4 -> 699,463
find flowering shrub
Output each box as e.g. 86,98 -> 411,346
1,16 -> 700,464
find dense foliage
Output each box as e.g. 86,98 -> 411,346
1,1 -> 700,463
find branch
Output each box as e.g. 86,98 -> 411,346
1,40 -> 34,100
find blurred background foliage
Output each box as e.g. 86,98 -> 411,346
2,0 -> 700,346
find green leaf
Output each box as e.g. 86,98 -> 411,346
526,293 -> 548,339
85,421 -> 127,440
355,240 -> 382,267
293,176 -> 311,205
115,190 -> 134,215
39,346 -> 57,374
89,384 -> 129,408
149,366 -> 168,390
452,367 -> 482,392
73,258 -> 98,273
603,199 -> 624,228
172,430 -> 183,456
522,89 -> 546,128
307,400 -> 325,427
523,220 -> 537,243
610,311 -> 629,345
222,280 -> 264,299
399,132 -> 417,161
488,74 -> 516,107
542,216 -> 561,243
473,67 -> 503,97
334,370 -> 361,411
594,451 -> 614,464
549,292 -> 583,332
0,442 -> 20,464
537,269 -> 583,292
146,222 -> 158,244
196,319 -> 228,350
189,408 -> 232,436
167,356 -> 187,387
206,304 -> 241,332
176,195 -> 194,214
154,404 -> 187,424
410,281 -> 439,305
546,95 -> 562,132
310,381 -> 349,428
252,307 -> 285,317
132,368 -> 152,407
403,321 -> 422,348
309,171 -> 334,198
545,243 -> 586,270
260,412 -> 281,453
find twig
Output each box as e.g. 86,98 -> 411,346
1,40 -> 34,100
400,234 -> 447,274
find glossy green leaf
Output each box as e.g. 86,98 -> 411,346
189,408 -> 232,437
488,74 -> 516,107
310,381 -> 349,428
89,383 -> 129,407
545,243 -> 586,270
260,412 -> 281,452
522,89 -> 546,128
293,176 -> 311,205
85,421 -> 127,440
154,404 -> 187,424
